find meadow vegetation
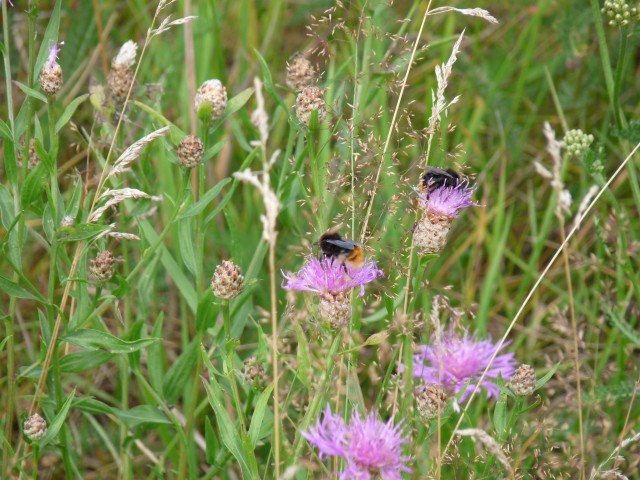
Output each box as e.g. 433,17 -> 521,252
1,0 -> 640,478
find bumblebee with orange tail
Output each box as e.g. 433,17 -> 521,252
317,229 -> 365,269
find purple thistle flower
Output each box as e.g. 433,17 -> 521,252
46,42 -> 63,68
411,331 -> 518,401
281,256 -> 383,296
418,183 -> 478,218
303,406 -> 412,479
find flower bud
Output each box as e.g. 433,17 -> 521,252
24,413 -> 48,442
242,356 -> 267,389
90,250 -> 115,283
195,79 -> 227,121
562,129 -> 594,158
40,43 -> 63,96
507,364 -> 536,397
295,86 -> 326,126
108,41 -> 138,104
286,56 -> 316,91
415,384 -> 448,420
319,291 -> 351,329
211,260 -> 244,300
177,135 -> 204,168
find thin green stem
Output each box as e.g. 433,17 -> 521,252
222,301 -> 247,430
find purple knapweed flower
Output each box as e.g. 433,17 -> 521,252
282,256 -> 384,328
418,182 -> 478,219
411,331 -> 518,401
303,406 -> 412,480
40,42 -> 63,96
282,256 -> 383,297
46,42 -> 62,68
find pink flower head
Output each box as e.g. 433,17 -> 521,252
281,256 -> 383,296
411,331 -> 518,401
419,183 -> 478,218
46,42 -> 63,68
303,406 -> 412,480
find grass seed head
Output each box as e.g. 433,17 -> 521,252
23,413 -> 47,442
507,364 -> 537,397
40,43 -> 63,96
195,79 -> 227,121
295,86 -> 326,126
286,55 -> 316,91
211,260 -> 244,300
177,134 -> 204,168
90,250 -> 115,283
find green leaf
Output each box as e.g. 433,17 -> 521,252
147,312 -> 165,394
162,339 -> 198,403
60,350 -> 114,373
33,138 -> 54,176
20,164 -> 46,208
178,218 -> 197,277
55,94 -> 89,134
202,348 -> 257,478
180,177 -> 231,219
293,321 -> 311,388
73,397 -> 114,415
0,274 -> 41,301
493,391 -> 508,437
39,388 -> 76,448
57,223 -> 112,242
224,88 -> 254,117
3,137 -> 18,187
535,363 -> 560,390
113,405 -> 172,429
63,329 -> 159,354
0,118 -> 12,140
204,416 -> 217,464
203,140 -> 226,163
196,290 -> 217,333
34,0 -> 62,77
248,383 -> 274,447
15,81 -> 48,103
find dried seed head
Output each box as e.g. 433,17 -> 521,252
112,40 -> 138,69
40,43 -> 63,96
507,364 -> 536,397
286,56 -> 316,91
295,86 -> 326,126
90,250 -> 115,283
24,413 -> 48,442
413,211 -> 452,255
211,260 -> 244,300
177,135 -> 204,168
415,383 -> 449,420
195,79 -> 227,121
319,291 -> 351,329
242,356 -> 267,389
108,41 -> 138,104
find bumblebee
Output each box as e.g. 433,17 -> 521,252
318,229 -> 365,269
420,166 -> 461,194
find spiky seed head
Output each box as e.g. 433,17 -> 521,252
195,79 -> 227,121
40,43 -> 63,96
211,260 -> 244,300
415,384 -> 449,420
242,356 -> 267,389
177,135 -> 204,168
413,211 -> 452,255
24,413 -> 47,442
295,86 -> 326,126
319,291 -> 351,329
507,364 -> 536,397
286,56 -> 316,91
90,250 -> 115,283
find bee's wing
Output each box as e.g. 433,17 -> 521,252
324,238 -> 362,249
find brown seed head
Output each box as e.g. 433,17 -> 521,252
295,86 -> 326,126
286,56 -> 316,91
413,211 -> 452,255
24,413 -> 48,442
211,260 -> 244,300
40,63 -> 63,96
90,250 -> 115,283
507,364 -> 536,397
415,384 -> 449,420
195,79 -> 227,121
108,65 -> 136,104
177,135 -> 204,168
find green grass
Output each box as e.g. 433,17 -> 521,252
2,0 -> 640,478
